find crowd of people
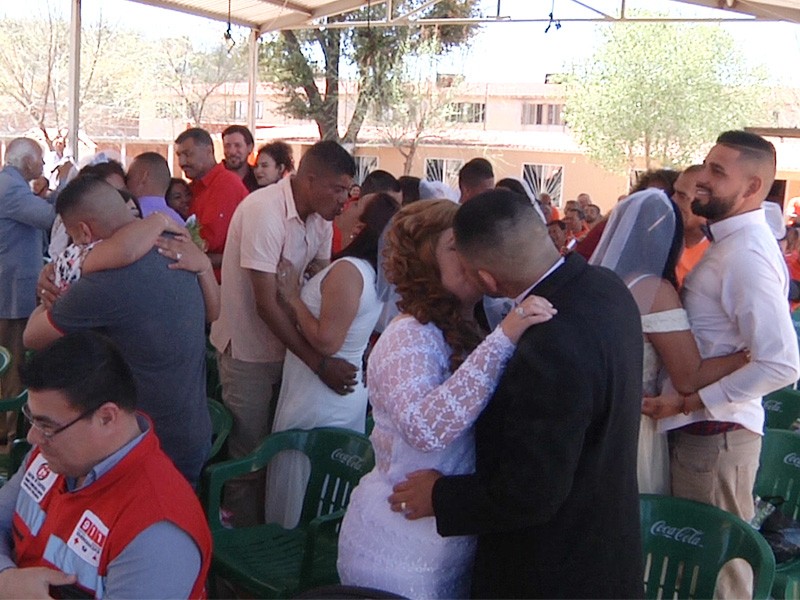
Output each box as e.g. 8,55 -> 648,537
0,125 -> 798,599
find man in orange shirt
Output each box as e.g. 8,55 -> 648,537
672,165 -> 710,287
175,128 -> 249,281
564,207 -> 590,243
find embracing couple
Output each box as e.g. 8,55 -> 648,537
337,190 -> 644,599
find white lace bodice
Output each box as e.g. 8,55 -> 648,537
367,317 -> 515,475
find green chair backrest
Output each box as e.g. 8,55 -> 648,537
203,427 -> 374,535
207,398 -> 232,461
763,388 -> 800,431
640,494 -> 775,599
755,428 -> 800,521
0,390 -> 29,481
295,428 -> 374,526
0,346 -> 11,379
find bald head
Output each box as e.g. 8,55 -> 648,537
5,137 -> 44,181
127,152 -> 171,198
56,176 -> 134,242
454,189 -> 559,297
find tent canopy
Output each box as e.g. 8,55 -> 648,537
127,0 -> 800,34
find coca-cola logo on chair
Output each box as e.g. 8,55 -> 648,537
650,520 -> 704,547
783,452 -> 800,469
330,448 -> 366,470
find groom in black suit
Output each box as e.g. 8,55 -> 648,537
390,190 -> 644,598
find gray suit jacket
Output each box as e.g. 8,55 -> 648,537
0,166 -> 55,318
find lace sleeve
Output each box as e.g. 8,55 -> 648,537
371,318 -> 516,452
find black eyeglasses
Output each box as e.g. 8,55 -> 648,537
22,403 -> 98,440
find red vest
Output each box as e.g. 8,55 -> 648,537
12,427 -> 211,598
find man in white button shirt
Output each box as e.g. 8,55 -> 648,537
644,130 -> 800,598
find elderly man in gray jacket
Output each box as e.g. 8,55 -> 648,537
0,138 -> 55,445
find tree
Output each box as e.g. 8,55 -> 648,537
259,0 -> 481,144
0,4 -> 158,146
564,16 -> 766,179
372,36 -> 459,174
158,38 -> 248,127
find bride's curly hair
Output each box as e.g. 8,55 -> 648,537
384,200 -> 484,371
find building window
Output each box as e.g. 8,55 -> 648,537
232,100 -> 245,120
425,158 -> 463,190
446,103 -> 485,124
521,103 -> 565,126
523,163 -> 564,206
231,100 -> 265,120
354,155 -> 378,184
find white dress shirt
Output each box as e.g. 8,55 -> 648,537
660,208 -> 800,434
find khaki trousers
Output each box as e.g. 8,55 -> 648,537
218,348 -> 283,527
670,428 -> 761,600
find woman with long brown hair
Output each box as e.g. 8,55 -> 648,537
337,200 -> 556,598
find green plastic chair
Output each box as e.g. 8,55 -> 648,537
764,388 -> 800,431
0,390 -> 28,486
201,427 -> 375,598
207,397 -> 232,462
754,428 -> 800,598
0,346 -> 11,379
205,340 -> 222,402
640,494 -> 775,599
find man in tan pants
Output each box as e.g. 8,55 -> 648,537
645,130 -> 800,598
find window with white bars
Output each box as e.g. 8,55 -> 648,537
523,163 -> 564,207
425,158 -> 464,190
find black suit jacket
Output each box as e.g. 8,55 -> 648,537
432,253 -> 644,599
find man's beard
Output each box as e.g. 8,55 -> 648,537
691,193 -> 735,222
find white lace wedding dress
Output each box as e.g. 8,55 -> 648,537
337,316 -> 516,599
638,308 -> 691,495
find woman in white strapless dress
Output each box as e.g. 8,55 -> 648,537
264,193 -> 398,528
336,200 -> 557,598
590,189 -> 747,494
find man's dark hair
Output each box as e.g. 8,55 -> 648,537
298,140 -> 356,178
77,159 -> 126,183
548,219 -> 567,231
361,169 -> 401,195
175,127 -> 213,147
631,169 -> 680,196
566,207 -> 585,221
454,188 -> 534,255
398,175 -> 421,205
717,130 -> 776,166
20,331 -> 138,413
132,152 -> 171,189
681,164 -> 704,176
458,158 -> 494,188
222,124 -> 254,147
258,140 -> 294,172
56,176 -> 123,218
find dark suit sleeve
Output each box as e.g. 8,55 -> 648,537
432,321 -> 598,536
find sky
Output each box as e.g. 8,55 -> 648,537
3,0 -> 800,84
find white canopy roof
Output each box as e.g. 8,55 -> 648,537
125,0 -> 800,34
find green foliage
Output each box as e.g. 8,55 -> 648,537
565,16 -> 767,175
259,0 -> 481,143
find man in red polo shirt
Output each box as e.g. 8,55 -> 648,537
175,128 -> 249,281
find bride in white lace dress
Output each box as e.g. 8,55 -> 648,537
590,189 -> 748,494
337,200 -> 557,599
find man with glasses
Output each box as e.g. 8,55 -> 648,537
0,331 -> 211,599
